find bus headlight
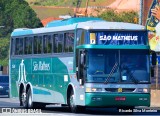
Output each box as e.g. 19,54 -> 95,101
138,88 -> 149,93
143,88 -> 149,93
86,88 -> 102,92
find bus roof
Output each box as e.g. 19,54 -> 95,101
11,17 -> 145,37
46,17 -> 103,27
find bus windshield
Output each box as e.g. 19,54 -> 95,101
86,49 -> 149,83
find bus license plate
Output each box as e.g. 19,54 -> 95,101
115,97 -> 126,101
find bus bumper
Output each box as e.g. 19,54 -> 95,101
85,93 -> 150,107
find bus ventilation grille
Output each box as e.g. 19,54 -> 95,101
105,88 -> 135,92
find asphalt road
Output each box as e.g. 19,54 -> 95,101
0,97 -> 160,115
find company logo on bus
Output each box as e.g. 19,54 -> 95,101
100,35 -> 138,41
33,61 -> 50,71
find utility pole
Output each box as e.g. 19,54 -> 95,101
139,0 -> 143,25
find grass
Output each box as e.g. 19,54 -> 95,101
26,0 -> 116,7
29,0 -> 116,20
32,6 -> 74,20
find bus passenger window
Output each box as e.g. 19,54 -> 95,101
19,38 -> 23,55
53,34 -> 58,53
43,35 -> 52,53
15,38 -> 19,55
28,37 -> 33,54
57,34 -> 63,53
15,38 -> 23,55
64,32 -> 74,53
11,38 -> 15,55
34,36 -> 42,54
64,33 -> 69,52
24,37 -> 32,54
68,32 -> 74,52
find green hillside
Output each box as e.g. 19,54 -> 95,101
26,0 -> 115,7
31,6 -> 74,20
28,0 -> 116,20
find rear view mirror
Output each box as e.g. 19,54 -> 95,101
80,53 -> 84,65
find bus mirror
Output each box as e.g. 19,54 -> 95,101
151,51 -> 157,66
80,53 -> 84,65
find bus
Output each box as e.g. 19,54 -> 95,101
10,17 -> 155,112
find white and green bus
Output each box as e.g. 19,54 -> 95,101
10,17 -> 155,112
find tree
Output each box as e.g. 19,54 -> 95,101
0,0 -> 43,66
98,10 -> 139,24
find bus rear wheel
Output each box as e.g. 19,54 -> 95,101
26,88 -> 33,108
26,88 -> 46,109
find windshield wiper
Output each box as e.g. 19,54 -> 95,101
122,65 -> 138,84
104,62 -> 118,84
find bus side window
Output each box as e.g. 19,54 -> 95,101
64,33 -> 69,52
58,34 -> 63,53
34,36 -> 42,54
15,38 -> 22,55
53,34 -> 58,53
24,37 -> 32,54
34,36 -> 38,54
19,38 -> 24,55
11,38 -> 15,56
43,35 -> 52,53
64,32 -> 74,53
28,37 -> 33,54
24,37 -> 28,54
69,32 -> 74,52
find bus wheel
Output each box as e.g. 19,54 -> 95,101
20,90 -> 27,107
69,90 -> 85,113
26,88 -> 46,109
26,88 -> 33,108
69,90 -> 78,112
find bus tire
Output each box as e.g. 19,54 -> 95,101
69,90 -> 77,112
26,88 -> 46,109
26,88 -> 33,108
20,90 -> 27,107
68,90 -> 85,113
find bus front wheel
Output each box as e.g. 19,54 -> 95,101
69,90 -> 85,113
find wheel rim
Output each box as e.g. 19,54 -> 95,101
28,90 -> 32,107
70,94 -> 74,108
21,92 -> 26,106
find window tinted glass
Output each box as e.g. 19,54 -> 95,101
15,38 -> 23,55
34,36 -> 42,54
43,35 -> 52,53
58,34 -> 63,53
24,37 -> 32,54
11,38 -> 15,55
53,34 -> 58,53
64,32 -> 74,53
